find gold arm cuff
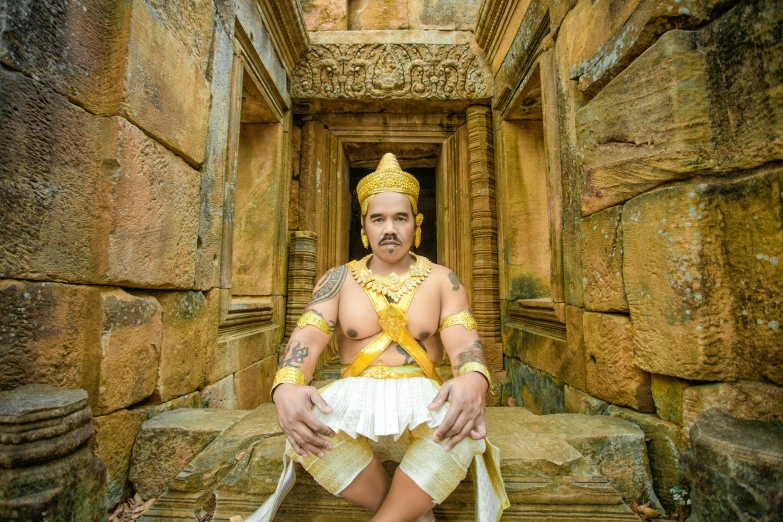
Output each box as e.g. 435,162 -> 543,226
439,311 -> 477,332
271,367 -> 307,399
297,310 -> 332,336
457,362 -> 494,394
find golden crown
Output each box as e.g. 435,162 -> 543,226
357,153 -> 420,211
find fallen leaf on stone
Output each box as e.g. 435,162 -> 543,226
235,449 -> 247,461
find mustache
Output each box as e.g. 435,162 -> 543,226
378,234 -> 401,245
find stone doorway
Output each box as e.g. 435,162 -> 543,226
348,167 -> 438,263
296,114 -> 487,378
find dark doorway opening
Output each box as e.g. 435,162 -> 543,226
349,168 -> 437,263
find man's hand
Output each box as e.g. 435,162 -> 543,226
273,384 -> 336,458
427,372 -> 489,451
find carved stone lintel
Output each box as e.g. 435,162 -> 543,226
292,43 -> 493,101
466,106 -> 502,372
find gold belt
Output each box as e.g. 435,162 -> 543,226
341,361 -> 427,380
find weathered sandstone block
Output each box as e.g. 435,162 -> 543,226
139,0 -> 214,74
349,0 -> 408,30
581,206 -> 628,312
129,409 -> 249,499
233,357 -> 275,410
584,312 -> 654,412
201,375 -> 238,409
650,374 -> 695,426
0,68 -> 114,284
623,169 -> 783,384
0,280 -> 102,394
131,391 -> 202,421
303,0 -> 349,30
682,381 -> 783,433
0,282 -> 163,414
0,69 -> 201,288
152,290 -> 218,403
608,406 -> 690,514
104,117 -> 201,288
577,30 -> 711,215
0,0 -> 211,166
564,385 -> 608,416
553,410 -> 662,512
95,289 -> 161,415
163,406 -> 279,495
121,0 -> 210,166
506,357 -> 565,414
206,325 -> 281,385
90,408 -> 147,507
409,0 -> 479,30
566,0 -> 722,95
577,0 -> 783,214
0,0 -> 130,115
682,409 -> 783,522
503,306 -> 585,390
196,26 -> 233,290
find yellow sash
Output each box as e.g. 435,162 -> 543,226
341,285 -> 442,384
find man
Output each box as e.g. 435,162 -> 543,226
248,154 -> 508,522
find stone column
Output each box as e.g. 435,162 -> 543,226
0,384 -> 107,521
466,105 -> 503,372
285,231 -> 318,340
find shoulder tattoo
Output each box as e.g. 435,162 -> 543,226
447,271 -> 463,291
308,265 -> 348,306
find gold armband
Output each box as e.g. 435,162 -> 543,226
439,310 -> 477,332
457,362 -> 494,393
270,367 -> 307,399
297,310 -> 332,336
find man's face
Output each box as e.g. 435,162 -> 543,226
364,192 -> 416,264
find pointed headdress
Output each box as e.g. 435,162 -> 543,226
357,153 -> 424,248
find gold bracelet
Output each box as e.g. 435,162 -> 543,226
297,310 -> 332,336
457,362 -> 494,393
439,310 -> 477,332
270,367 -> 307,399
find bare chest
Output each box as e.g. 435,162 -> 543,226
337,275 -> 441,341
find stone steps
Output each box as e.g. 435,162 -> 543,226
135,405 -> 659,521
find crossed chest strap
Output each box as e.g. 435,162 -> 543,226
340,283 -> 441,384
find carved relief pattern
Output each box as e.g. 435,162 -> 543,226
285,232 -> 317,340
466,106 -> 502,372
292,44 -> 491,100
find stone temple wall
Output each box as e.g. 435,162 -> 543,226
0,0 -> 307,508
484,0 -> 783,514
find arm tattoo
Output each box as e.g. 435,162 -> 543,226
448,271 -> 463,291
304,307 -> 335,330
279,340 -> 309,369
453,340 -> 487,372
308,265 -> 348,306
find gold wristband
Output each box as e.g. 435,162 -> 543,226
270,367 -> 307,399
439,310 -> 477,332
457,362 -> 494,393
297,310 -> 332,336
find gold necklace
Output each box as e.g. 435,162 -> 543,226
349,253 -> 432,303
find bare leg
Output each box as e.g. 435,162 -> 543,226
338,455 -> 392,512
369,467 -> 436,522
